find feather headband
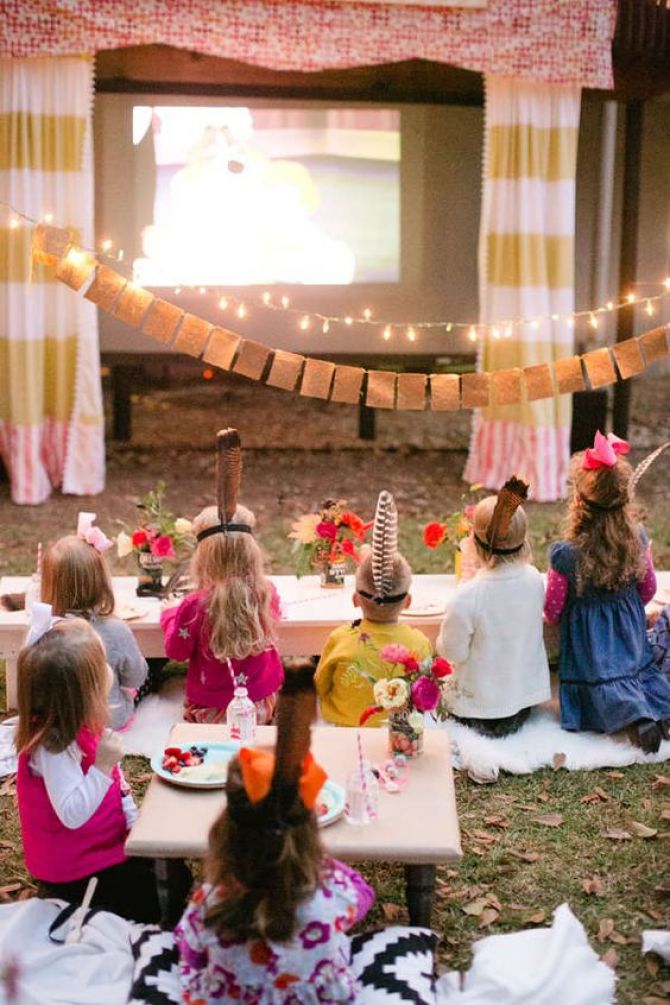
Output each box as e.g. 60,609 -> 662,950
197,428 -> 252,542
478,476 -> 529,554
358,490 -> 407,606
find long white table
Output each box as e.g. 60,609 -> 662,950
126,722 -> 462,926
0,574 -> 453,708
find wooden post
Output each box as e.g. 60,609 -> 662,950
612,100 -> 644,439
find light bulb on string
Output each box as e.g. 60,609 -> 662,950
344,316 -> 353,326
218,296 -> 228,310
236,303 -> 247,319
645,299 -> 654,316
664,277 -> 670,291
383,325 -> 392,341
530,320 -> 540,331
589,313 -> 598,330
175,286 -> 182,295
262,291 -> 271,305
281,295 -> 290,309
101,239 -> 112,253
551,313 -> 559,321
117,249 -> 124,262
299,315 -> 310,331
362,307 -> 372,322
627,292 -> 636,304
467,326 -> 478,343
44,212 -> 53,224
198,286 -> 206,295
406,326 -> 416,342
491,326 -> 500,340
445,323 -> 453,333
566,317 -> 574,329
606,301 -> 614,311
322,320 -> 330,334
9,216 -> 19,229
504,324 -> 513,338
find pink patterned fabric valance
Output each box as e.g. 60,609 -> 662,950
1,0 -> 616,89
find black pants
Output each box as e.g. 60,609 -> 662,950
37,857 -> 162,924
452,706 -> 531,738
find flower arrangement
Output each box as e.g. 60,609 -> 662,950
289,498 -> 370,580
116,481 -> 193,564
422,485 -> 485,573
358,644 -> 453,756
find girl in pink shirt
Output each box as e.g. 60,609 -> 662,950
16,617 -> 161,922
161,504 -> 283,724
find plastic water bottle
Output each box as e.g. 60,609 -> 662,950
344,760 -> 379,826
226,686 -> 257,743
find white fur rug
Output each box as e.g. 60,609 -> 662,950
121,676 -> 185,758
429,707 -> 670,783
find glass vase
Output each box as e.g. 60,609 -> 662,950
319,558 -> 346,589
388,709 -> 424,758
136,552 -> 164,597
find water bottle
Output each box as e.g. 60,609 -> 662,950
226,686 -> 257,743
344,760 -> 379,826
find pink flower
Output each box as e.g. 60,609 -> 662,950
380,643 -> 411,665
411,675 -> 441,712
431,657 -> 453,679
150,535 -> 175,559
316,521 -> 337,540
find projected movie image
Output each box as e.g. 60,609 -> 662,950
132,106 -> 400,286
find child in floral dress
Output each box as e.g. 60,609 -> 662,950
175,662 -> 374,1003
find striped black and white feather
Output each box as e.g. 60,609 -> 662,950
631,441 -> 670,494
372,490 -> 398,597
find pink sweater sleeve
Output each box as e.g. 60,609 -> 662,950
160,595 -> 200,661
637,547 -> 657,605
269,581 -> 282,621
544,568 -> 568,625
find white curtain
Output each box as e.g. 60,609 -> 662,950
464,76 -> 581,501
0,56 -> 104,504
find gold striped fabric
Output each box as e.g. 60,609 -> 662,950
486,233 -> 574,289
0,113 -> 86,172
488,124 -> 578,182
0,336 -> 77,424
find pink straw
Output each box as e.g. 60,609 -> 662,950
356,731 -> 374,821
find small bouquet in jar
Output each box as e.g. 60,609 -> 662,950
422,485 -> 485,578
289,498 -> 370,587
115,481 -> 194,595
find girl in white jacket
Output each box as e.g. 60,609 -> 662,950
437,478 -> 550,737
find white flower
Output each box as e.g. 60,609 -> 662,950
373,677 -> 410,710
116,531 -> 134,558
408,710 -> 425,731
174,518 -> 192,535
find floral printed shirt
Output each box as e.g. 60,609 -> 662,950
175,859 -> 374,1004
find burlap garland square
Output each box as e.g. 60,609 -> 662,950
265,350 -> 304,391
33,224 -> 72,265
84,265 -> 126,311
300,358 -> 336,399
461,372 -> 491,409
553,355 -> 585,394
523,363 -> 554,401
582,347 -> 617,388
639,327 -> 669,364
142,298 -> 184,345
112,284 -> 154,329
365,370 -> 397,409
173,313 -> 212,357
396,373 -> 427,410
429,373 -> 460,411
203,326 -> 240,370
330,365 -> 365,404
611,338 -> 645,379
491,368 -> 522,406
54,249 -> 97,291
233,339 -> 272,381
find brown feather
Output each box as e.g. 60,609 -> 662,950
487,475 -> 529,547
631,441 -> 670,494
271,658 -> 318,795
216,428 -> 242,524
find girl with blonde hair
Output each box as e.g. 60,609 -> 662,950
160,503 -> 283,723
544,432 -> 670,752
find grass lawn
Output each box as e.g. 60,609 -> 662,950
0,440 -> 669,1001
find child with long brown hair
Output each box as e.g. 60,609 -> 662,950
544,432 -> 670,752
42,514 -> 148,729
160,503 -> 283,723
175,661 -> 374,1002
16,615 -> 160,922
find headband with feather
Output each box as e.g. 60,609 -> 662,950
630,441 -> 670,494
197,427 -> 252,542
478,475 -> 529,555
357,490 -> 407,605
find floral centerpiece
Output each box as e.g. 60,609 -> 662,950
289,499 -> 370,588
358,644 -> 453,757
422,485 -> 484,578
116,482 -> 193,596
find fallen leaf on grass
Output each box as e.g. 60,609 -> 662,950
469,846 -> 487,857
661,809 -> 670,821
641,798 -> 653,810
536,791 -> 550,804
478,908 -> 500,928
524,910 -> 546,925
604,828 -> 632,841
641,998 -> 667,1005
598,919 -> 615,942
381,902 -> 403,922
0,776 -> 16,797
630,821 -> 658,839
641,907 -> 663,921
608,930 -> 630,946
534,813 -> 563,828
644,954 -> 660,978
509,849 -> 540,863
580,787 -> 610,804
484,815 -> 510,829
606,771 -> 624,779
470,829 -> 499,844
552,752 -> 567,770
651,775 -> 670,791
600,948 -> 618,969
0,840 -> 16,852
582,876 -> 606,896
462,898 -> 490,917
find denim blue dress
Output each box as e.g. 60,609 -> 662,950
550,537 -> 670,733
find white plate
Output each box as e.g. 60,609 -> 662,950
316,780 -> 346,827
151,741 -> 239,788
401,602 -> 446,617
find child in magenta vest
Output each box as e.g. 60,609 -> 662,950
16,615 -> 160,922
160,504 -> 284,724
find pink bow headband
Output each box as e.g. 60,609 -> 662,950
77,512 -> 112,553
583,431 -> 630,471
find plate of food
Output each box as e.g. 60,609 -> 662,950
401,602 -> 446,618
315,779 -> 345,827
151,741 -> 239,788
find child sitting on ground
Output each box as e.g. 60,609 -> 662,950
175,660 -> 374,1003
544,432 -> 670,753
437,477 -> 551,737
42,514 -> 148,730
316,491 -> 432,726
16,612 -> 161,922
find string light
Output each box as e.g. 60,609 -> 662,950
322,320 -> 330,334
344,316 -> 353,326
362,307 -> 372,321
645,299 -> 654,316
530,320 -> 540,330
665,277 -> 670,291
566,317 -> 574,328
218,296 -> 228,310
446,323 -> 453,333
9,216 -> 19,229
101,238 -> 112,252
589,312 -> 598,330
44,212 -> 53,224
491,326 -> 500,340
175,286 -> 182,295
406,326 -> 416,342
468,326 -> 478,342
504,324 -> 513,338
236,303 -> 247,319
198,286 -> 206,295
281,295 -> 290,309
299,315 -> 310,331
606,301 -> 614,310
383,325 -> 392,341
262,291 -> 271,305
627,292 -> 636,304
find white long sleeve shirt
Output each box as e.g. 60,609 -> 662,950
437,563 -> 551,719
30,744 -> 137,830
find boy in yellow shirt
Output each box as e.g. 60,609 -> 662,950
315,492 -> 432,726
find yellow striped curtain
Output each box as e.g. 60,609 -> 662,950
464,76 -> 581,501
0,56 -> 104,504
